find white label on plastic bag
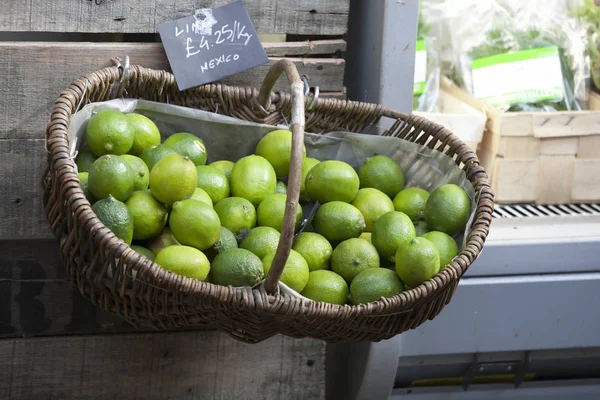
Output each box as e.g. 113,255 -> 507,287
413,40 -> 427,95
471,46 -> 564,108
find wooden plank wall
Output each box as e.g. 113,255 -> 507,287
0,1 -> 349,397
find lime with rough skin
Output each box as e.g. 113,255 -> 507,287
305,160 -> 360,204
313,201 -> 365,244
131,245 -> 155,261
331,238 -> 380,283
126,113 -> 161,156
358,155 -> 404,198
145,227 -> 180,256
351,188 -> 395,232
371,211 -> 416,258
211,248 -> 264,287
210,160 -> 235,180
189,187 -> 213,208
255,129 -> 306,177
395,237 -> 440,287
425,184 -> 471,236
239,226 -> 281,261
301,270 -> 348,305
149,154 -> 197,206
78,172 -> 96,204
257,193 -> 303,232
275,181 -> 288,195
350,268 -> 403,305
155,245 -> 210,281
414,220 -> 430,236
300,157 -> 320,203
88,154 -> 135,202
422,231 -> 458,268
92,195 -> 134,245
75,150 -> 97,173
204,227 -> 238,261
169,199 -> 221,251
292,232 -> 332,271
120,154 -> 150,191
214,197 -> 257,234
86,109 -> 134,156
140,144 -> 179,171
263,249 -> 310,293
163,132 -> 208,166
393,187 -> 429,222
125,190 -> 168,241
196,165 -> 230,204
230,155 -> 277,206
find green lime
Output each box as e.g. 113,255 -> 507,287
92,195 -> 134,245
196,165 -> 230,203
214,197 -> 257,234
292,232 -> 332,271
204,227 -> 238,261
275,181 -> 288,195
88,154 -> 135,202
425,184 -> 471,236
301,270 -> 348,305
350,268 -> 403,305
313,201 -> 365,243
358,155 -> 404,198
305,160 -> 359,204
139,144 -> 179,171
155,245 -> 210,281
125,190 -> 168,241
300,157 -> 320,203
75,150 -> 97,173
211,248 -> 264,287
78,172 -> 96,204
351,188 -> 395,232
169,199 -> 221,251
263,249 -> 310,293
359,232 -> 372,243
371,211 -> 416,258
145,227 -> 180,256
393,187 -> 429,222
189,187 -> 213,208
257,193 -> 303,232
131,245 -> 155,261
414,220 -> 430,236
149,154 -> 197,205
85,109 -> 134,156
163,132 -> 207,166
120,154 -> 150,191
395,237 -> 440,287
230,155 -> 277,206
239,226 -> 281,261
422,231 -> 458,268
331,238 -> 380,283
126,113 -> 161,156
210,160 -> 235,180
255,129 -> 306,177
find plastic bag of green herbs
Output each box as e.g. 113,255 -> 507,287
574,0 -> 600,92
413,12 -> 441,112
421,0 -> 589,112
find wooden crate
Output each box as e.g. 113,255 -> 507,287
441,78 -> 600,204
0,1 -> 349,398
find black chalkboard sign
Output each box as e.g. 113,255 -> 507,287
158,1 -> 269,91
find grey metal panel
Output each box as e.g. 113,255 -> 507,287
397,273 -> 600,357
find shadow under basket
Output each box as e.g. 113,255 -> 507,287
42,60 -> 494,343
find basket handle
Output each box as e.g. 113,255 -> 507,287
259,59 -> 306,295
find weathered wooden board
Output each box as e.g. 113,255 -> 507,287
0,0 -> 349,35
263,39 -> 346,56
0,42 -> 345,141
0,331 -> 326,400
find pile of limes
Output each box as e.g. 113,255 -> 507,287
77,109 -> 471,306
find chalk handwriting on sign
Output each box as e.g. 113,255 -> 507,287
158,1 -> 268,91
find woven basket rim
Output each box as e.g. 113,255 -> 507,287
44,64 -> 494,324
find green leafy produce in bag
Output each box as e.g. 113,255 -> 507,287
413,11 -> 440,112
575,0 -> 600,92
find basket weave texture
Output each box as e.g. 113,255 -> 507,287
43,62 -> 494,343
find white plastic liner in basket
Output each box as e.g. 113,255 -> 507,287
68,99 -> 477,299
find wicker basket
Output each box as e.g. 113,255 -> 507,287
42,60 -> 494,343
